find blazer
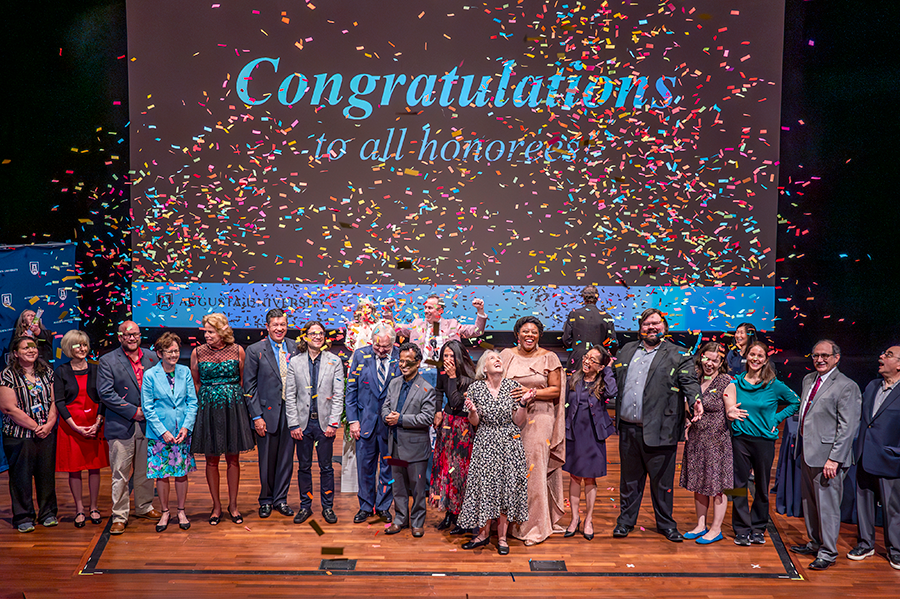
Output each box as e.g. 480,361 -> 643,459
141,363 -> 198,441
381,373 -> 436,463
566,366 -> 618,443
561,305 -> 618,370
54,361 -> 104,422
854,378 -> 900,478
96,347 -> 158,440
243,337 -> 298,431
285,350 -> 344,432
613,339 -> 701,447
794,368 -> 861,467
345,345 -> 401,440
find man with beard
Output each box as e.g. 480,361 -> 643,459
611,308 -> 702,542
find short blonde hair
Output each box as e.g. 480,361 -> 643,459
475,349 -> 503,380
202,313 -> 235,345
61,330 -> 91,358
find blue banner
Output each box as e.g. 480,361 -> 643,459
133,281 -> 774,333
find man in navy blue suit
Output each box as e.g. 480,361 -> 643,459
345,323 -> 399,523
848,345 -> 900,570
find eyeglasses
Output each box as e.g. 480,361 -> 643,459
582,357 -> 600,365
881,350 -> 899,359
307,331 -> 325,338
811,353 -> 834,360
120,332 -> 140,339
161,349 -> 180,356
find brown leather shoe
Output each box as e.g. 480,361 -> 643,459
412,527 -> 424,538
135,509 -> 163,520
109,522 -> 126,535
385,523 -> 405,535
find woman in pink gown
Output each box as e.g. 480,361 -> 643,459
500,316 -> 566,545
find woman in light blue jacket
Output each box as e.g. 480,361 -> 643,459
142,332 -> 198,532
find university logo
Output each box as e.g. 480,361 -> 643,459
29,262 -> 40,275
157,292 -> 174,312
1,293 -> 11,307
58,288 -> 68,300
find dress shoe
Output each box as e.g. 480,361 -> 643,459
462,536 -> 491,550
135,508 -> 163,520
110,522 -> 126,535
376,510 -> 393,523
696,533 -> 724,545
322,508 -> 338,524
449,524 -> 473,535
684,529 -> 708,540
293,508 -> 312,524
749,531 -> 766,545
847,544 -> 874,561
385,523 -> 406,535
274,502 -> 294,517
258,504 -> 273,519
808,558 -> 835,570
659,528 -> 684,542
734,534 -> 751,546
790,544 -> 818,556
498,542 -> 510,555
411,527 -> 424,538
437,512 -> 455,530
354,510 -> 374,523
612,524 -> 633,538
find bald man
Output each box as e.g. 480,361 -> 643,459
97,321 -> 161,534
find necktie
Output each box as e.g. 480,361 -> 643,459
378,357 -> 389,392
799,376 -> 821,437
279,344 -> 288,400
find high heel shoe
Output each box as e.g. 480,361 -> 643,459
583,530 -> 594,541
177,508 -> 191,530
564,517 -> 580,538
156,509 -> 170,533
462,536 -> 491,550
437,512 -> 455,530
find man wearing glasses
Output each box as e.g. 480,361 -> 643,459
382,342 -> 436,537
848,346 -> 900,570
789,340 -> 861,570
96,321 -> 161,534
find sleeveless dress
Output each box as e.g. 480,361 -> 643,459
56,372 -> 109,472
190,344 -> 255,456
457,379 -> 528,528
679,373 -> 734,496
500,348 -> 566,544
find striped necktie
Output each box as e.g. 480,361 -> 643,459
279,344 -> 288,400
378,357 -> 389,392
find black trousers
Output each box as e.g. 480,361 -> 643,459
3,432 -> 58,527
257,414 -> 294,506
296,419 -> 335,510
617,422 -> 677,530
731,434 -> 776,536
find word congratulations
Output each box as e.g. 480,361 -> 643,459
236,58 -> 678,119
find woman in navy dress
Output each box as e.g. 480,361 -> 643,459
563,346 -> 617,541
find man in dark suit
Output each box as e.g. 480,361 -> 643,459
848,345 -> 900,570
346,323 -> 400,523
96,321 -> 161,535
612,308 -> 702,542
789,340 -> 861,570
381,342 -> 436,537
244,308 -> 297,519
562,285 -> 618,371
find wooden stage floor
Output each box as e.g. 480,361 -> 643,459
2,437 -> 897,598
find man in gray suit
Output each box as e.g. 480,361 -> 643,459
382,342 -> 436,538
244,308 -> 297,519
612,308 -> 702,542
790,340 -> 861,570
96,321 -> 162,534
285,321 -> 344,525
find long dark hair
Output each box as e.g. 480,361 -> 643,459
745,340 -> 776,386
568,346 -> 611,403
439,339 -> 476,392
735,322 -> 758,357
8,336 -> 52,377
297,320 -> 329,353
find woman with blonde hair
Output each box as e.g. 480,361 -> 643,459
54,330 -> 109,527
190,313 -> 254,525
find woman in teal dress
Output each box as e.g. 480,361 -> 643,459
190,313 -> 254,525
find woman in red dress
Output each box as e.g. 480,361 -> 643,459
54,331 -> 109,527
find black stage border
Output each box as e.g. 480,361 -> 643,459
80,518 -> 803,580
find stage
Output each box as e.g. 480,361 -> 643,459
2,436 -> 897,598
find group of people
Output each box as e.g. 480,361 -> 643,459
1,294 -> 898,571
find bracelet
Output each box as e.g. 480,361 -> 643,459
517,400 -> 527,408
